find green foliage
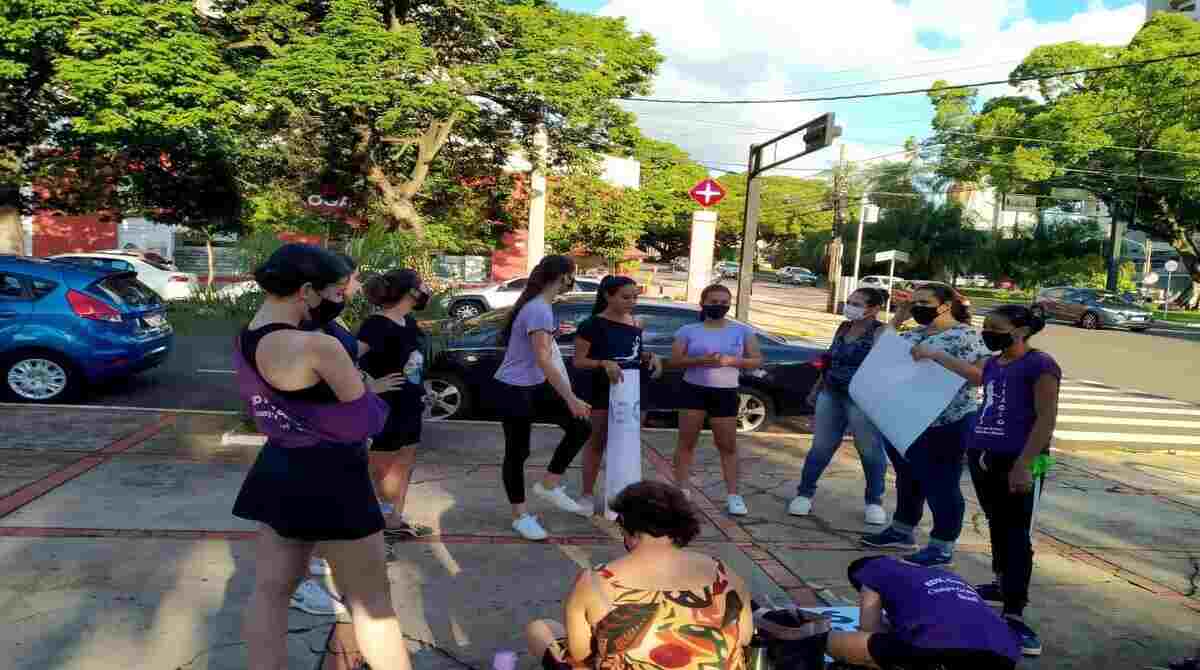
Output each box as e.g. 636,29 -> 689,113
857,202 -> 984,280
714,174 -> 836,245
547,172 -> 646,265
630,134 -> 708,260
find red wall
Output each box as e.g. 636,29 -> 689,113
31,212 -> 118,257
491,230 -> 528,281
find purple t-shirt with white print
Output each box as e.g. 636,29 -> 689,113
973,351 -> 1062,455
855,557 -> 1020,661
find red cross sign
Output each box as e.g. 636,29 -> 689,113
689,179 -> 726,207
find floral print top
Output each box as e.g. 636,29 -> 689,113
557,559 -> 745,670
900,323 -> 990,426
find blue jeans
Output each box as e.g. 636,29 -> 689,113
885,418 -> 968,551
797,389 -> 887,505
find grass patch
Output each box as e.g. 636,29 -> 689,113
1152,309 -> 1200,325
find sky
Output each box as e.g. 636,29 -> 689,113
554,0 -> 1148,177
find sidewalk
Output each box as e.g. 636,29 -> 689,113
0,406 -> 1197,669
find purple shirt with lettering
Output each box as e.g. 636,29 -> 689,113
973,351 -> 1061,455
855,557 -> 1020,661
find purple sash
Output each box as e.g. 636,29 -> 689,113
233,337 -> 389,448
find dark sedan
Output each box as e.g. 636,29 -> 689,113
422,297 -> 825,433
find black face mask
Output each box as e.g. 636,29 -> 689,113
982,330 -> 1015,352
310,298 -> 346,327
701,304 -> 730,320
910,305 -> 940,326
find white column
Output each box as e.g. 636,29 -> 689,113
525,122 -> 548,273
686,210 -> 718,304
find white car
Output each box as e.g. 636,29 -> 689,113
52,251 -> 198,301
442,275 -> 601,320
858,275 -> 902,290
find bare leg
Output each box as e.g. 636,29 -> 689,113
375,447 -> 418,525
827,632 -> 880,668
674,410 -> 706,491
582,411 -> 609,497
321,532 -> 413,670
525,619 -> 566,659
709,416 -> 739,496
244,526 -> 313,670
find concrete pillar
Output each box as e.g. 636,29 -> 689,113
686,210 -> 718,304
525,121 -> 548,273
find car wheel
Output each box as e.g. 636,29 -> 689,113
423,373 -> 470,421
450,300 -> 485,320
736,387 -> 775,434
1080,312 -> 1102,330
3,351 -> 80,403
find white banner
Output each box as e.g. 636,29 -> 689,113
601,369 -> 642,521
848,329 -> 965,456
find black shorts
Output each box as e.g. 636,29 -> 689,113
679,381 -> 739,418
233,442 -> 384,542
867,634 -> 1016,670
371,415 -> 422,451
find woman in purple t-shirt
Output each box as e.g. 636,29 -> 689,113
969,305 -> 1061,657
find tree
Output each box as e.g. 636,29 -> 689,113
857,202 -> 984,281
629,134 -> 707,261
713,174 -> 838,251
546,172 -> 645,267
220,0 -> 661,236
931,14 -> 1200,307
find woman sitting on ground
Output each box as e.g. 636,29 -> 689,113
526,480 -> 753,670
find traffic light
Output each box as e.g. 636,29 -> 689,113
803,113 -> 842,155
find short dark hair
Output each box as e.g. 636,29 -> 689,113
700,283 -> 732,304
989,304 -> 1046,338
363,269 -> 421,307
852,287 -> 887,307
253,244 -> 351,298
610,481 -> 701,547
847,555 -> 888,592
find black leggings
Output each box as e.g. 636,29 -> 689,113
968,448 -> 1046,617
498,382 -> 591,504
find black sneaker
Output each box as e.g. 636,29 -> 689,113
1006,618 -> 1042,657
974,582 -> 1004,604
860,527 -> 917,550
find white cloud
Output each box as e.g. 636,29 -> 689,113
598,0 -> 1145,177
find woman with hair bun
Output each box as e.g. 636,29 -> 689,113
967,305 -> 1060,658
358,269 -> 435,538
231,244 -> 412,670
525,480 -> 753,670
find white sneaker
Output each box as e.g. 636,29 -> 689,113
309,557 -> 331,576
576,496 -> 597,517
865,504 -> 888,525
727,495 -> 749,516
290,579 -> 346,616
788,496 -> 813,516
513,514 -> 549,541
532,483 -> 585,515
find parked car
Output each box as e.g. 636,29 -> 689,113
778,267 -> 819,286
1032,287 -> 1154,332
441,275 -> 601,320
0,255 -> 173,402
714,261 -> 739,279
891,280 -> 972,308
97,248 -> 178,270
955,274 -> 990,288
422,297 -> 825,433
858,275 -> 901,291
52,251 -> 198,301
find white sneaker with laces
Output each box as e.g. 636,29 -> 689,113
309,557 -> 331,576
864,504 -> 888,525
512,514 -> 549,541
532,482 -> 585,515
727,494 -> 749,516
290,579 -> 346,616
788,496 -> 813,516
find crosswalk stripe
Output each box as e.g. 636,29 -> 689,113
1058,402 -> 1200,416
1057,393 -> 1187,404
1056,415 -> 1200,429
1054,430 -> 1200,445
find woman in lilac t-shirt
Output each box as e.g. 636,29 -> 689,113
667,284 -> 763,516
969,305 -> 1061,657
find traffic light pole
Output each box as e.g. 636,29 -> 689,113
734,113 -> 841,322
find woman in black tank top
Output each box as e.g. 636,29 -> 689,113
231,244 -> 414,670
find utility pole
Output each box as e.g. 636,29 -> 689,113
1143,237 -> 1153,278
826,144 -> 848,314
526,117 -> 549,273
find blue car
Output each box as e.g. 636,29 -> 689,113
0,254 -> 174,402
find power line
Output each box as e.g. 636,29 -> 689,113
622,51 -> 1200,105
942,130 -> 1200,159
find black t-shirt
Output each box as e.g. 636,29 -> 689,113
577,316 -> 643,369
357,314 -> 425,415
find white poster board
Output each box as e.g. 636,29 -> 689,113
848,329 -> 964,455
600,370 -> 642,521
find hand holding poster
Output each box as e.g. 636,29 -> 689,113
600,369 -> 642,520
848,328 -> 964,455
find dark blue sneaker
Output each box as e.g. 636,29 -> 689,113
903,546 -> 954,567
974,582 -> 1004,604
1006,618 -> 1042,657
860,527 -> 917,549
